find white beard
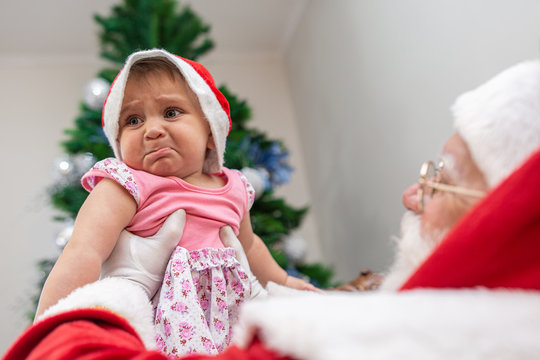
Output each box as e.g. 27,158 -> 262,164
379,211 -> 445,291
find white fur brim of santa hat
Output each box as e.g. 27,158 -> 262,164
453,60 -> 540,188
37,278 -> 156,349
102,49 -> 231,174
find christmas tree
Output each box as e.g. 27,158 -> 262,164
32,0 -> 333,320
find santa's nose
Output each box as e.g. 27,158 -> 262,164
402,183 -> 420,213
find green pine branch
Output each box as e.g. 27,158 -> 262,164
94,0 -> 214,65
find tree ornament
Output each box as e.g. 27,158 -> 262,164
248,141 -> 293,190
72,152 -> 96,176
51,155 -> 75,185
51,153 -> 96,186
283,234 -> 308,264
83,78 -> 110,111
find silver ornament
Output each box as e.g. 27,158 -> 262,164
51,155 -> 75,185
72,152 -> 96,177
283,234 -> 308,264
55,223 -> 74,248
83,78 -> 110,111
51,153 -> 97,186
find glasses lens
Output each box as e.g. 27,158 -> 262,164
423,162 -> 438,206
419,161 -> 437,210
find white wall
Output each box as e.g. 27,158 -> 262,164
285,0 -> 540,282
203,57 -> 322,261
0,60 -> 102,352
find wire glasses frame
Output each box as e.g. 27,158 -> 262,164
417,161 -> 486,212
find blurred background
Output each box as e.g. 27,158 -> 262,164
2,0 -> 540,353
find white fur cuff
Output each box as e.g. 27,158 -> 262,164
38,278 -> 156,349
234,289 -> 540,360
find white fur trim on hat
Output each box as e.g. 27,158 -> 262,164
102,49 -> 230,173
37,278 -> 156,349
453,60 -> 540,187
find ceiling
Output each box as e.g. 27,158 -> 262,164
0,0 -> 308,62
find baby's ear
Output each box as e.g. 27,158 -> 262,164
207,133 -> 216,149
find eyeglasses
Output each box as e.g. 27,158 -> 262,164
417,161 -> 486,212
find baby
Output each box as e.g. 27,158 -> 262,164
36,49 -> 314,356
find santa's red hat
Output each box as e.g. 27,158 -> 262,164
102,49 -> 231,173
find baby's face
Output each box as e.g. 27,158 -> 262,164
117,70 -> 214,181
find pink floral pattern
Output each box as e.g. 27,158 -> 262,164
236,170 -> 255,209
84,158 -> 140,204
153,247 -> 251,356
83,159 -> 256,357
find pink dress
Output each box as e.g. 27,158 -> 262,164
82,158 -> 255,356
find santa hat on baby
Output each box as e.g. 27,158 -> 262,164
102,49 -> 231,173
400,60 -> 540,291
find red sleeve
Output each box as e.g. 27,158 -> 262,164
3,309 -> 293,360
2,308 -> 165,360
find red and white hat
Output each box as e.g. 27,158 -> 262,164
102,49 -> 231,174
452,60 -> 540,188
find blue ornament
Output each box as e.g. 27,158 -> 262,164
248,141 -> 293,190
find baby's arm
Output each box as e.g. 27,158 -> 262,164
237,214 -> 317,291
35,179 -> 136,319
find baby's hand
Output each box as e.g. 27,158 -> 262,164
285,275 -> 322,292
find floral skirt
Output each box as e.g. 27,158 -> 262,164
153,247 -> 251,357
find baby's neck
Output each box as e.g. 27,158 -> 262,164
181,171 -> 226,189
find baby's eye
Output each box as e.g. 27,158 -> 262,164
165,108 -> 181,118
126,116 -> 142,126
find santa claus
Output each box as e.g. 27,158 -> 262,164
5,60 -> 540,360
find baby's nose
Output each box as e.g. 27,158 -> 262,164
144,119 -> 165,139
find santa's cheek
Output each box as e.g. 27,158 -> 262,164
420,200 -> 449,237
421,197 -> 469,239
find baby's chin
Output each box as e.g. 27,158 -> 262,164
147,167 -> 179,177
142,160 -> 186,178
379,211 -> 445,291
